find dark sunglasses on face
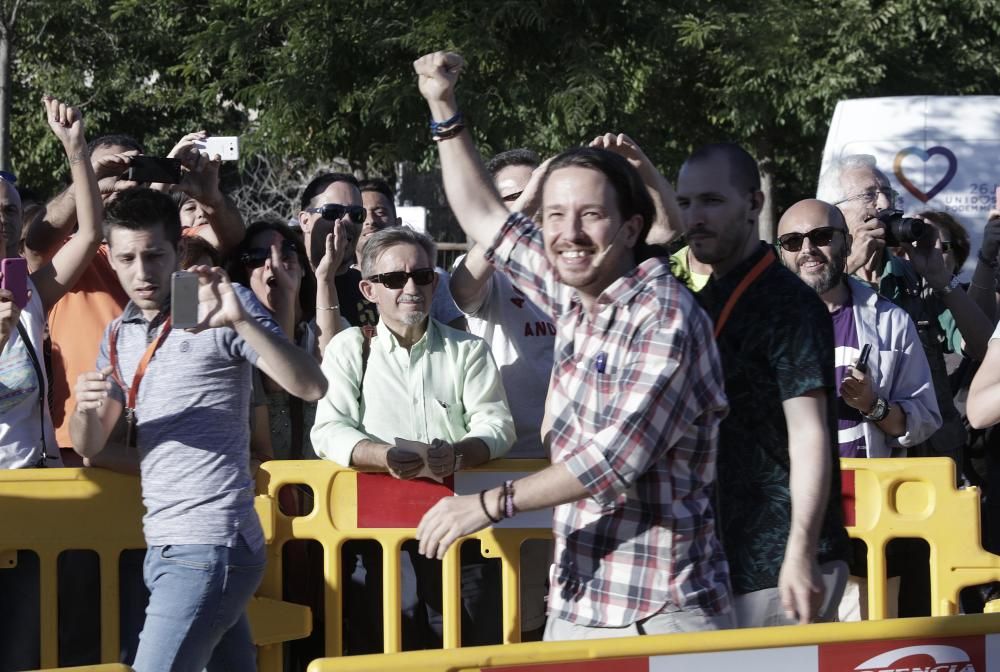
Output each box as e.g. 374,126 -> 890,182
366,267 -> 435,290
305,203 -> 367,223
777,226 -> 844,252
241,239 -> 298,269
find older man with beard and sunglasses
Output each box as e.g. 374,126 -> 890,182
312,225 -> 514,652
777,199 -> 941,621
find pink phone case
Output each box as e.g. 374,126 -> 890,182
1,257 -> 28,309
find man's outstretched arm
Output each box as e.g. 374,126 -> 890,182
413,52 -> 510,250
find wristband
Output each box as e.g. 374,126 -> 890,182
479,489 -> 501,524
432,124 -> 465,142
429,111 -> 463,134
316,305 -> 340,311
502,479 -> 516,519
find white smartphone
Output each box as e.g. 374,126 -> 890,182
171,271 -> 200,329
194,136 -> 239,161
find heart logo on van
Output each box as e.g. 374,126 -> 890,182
892,146 -> 957,203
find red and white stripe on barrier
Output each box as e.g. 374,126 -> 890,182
484,633 -> 1000,671
354,471 -> 552,529
354,469 -> 857,531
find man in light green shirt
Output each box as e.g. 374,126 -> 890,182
311,226 -> 514,652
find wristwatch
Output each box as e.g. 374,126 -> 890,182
453,447 -> 464,473
863,397 -> 890,423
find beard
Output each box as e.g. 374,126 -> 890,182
798,252 -> 845,295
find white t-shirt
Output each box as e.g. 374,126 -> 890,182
0,279 -> 60,468
460,265 -> 554,458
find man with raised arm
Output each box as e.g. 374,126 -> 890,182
69,187 -> 327,671
413,51 -> 733,638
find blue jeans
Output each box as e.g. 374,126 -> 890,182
132,538 -> 265,672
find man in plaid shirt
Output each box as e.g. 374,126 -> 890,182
413,51 -> 734,638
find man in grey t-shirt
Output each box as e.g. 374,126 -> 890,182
70,188 -> 327,672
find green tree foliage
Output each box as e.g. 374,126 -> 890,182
6,0 -> 1000,222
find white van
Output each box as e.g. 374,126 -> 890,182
818,95 -> 1000,274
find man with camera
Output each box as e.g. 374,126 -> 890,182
818,155 -> 991,477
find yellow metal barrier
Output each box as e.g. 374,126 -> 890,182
305,613 -> 1000,671
3,456 -> 998,670
841,457 -> 1000,618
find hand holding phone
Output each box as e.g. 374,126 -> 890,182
1,257 -> 29,309
125,157 -> 182,184
193,136 -> 239,161
171,271 -> 200,329
854,343 -> 872,375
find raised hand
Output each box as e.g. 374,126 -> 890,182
980,208 -> 1000,267
899,227 -> 950,290
315,219 -> 349,283
0,287 -> 22,351
43,95 -> 85,151
511,157 -> 553,218
413,51 -> 464,106
590,132 -> 653,172
75,365 -> 114,413
845,220 -> 886,275
184,265 -> 246,332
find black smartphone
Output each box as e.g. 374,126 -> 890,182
855,343 -> 872,374
125,156 -> 182,184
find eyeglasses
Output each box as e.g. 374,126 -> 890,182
305,203 -> 366,223
365,267 -> 435,289
240,239 -> 298,269
0,171 -> 16,184
833,188 -> 898,207
777,226 -> 845,252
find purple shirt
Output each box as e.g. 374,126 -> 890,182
831,300 -> 867,458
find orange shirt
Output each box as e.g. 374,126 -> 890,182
49,244 -> 128,448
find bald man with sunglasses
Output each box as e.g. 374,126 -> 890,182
776,199 -> 940,460
777,199 -> 940,620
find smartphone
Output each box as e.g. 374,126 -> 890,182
855,343 -> 872,374
194,136 -> 239,161
171,271 -> 200,329
1,257 -> 28,309
125,156 -> 182,184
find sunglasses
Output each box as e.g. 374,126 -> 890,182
366,267 -> 435,290
305,203 -> 366,223
241,239 -> 298,269
777,226 -> 845,252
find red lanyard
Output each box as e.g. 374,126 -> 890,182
713,250 -> 775,339
109,316 -> 173,412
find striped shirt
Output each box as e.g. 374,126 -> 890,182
486,212 -> 732,628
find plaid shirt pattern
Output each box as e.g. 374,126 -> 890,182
486,213 -> 732,627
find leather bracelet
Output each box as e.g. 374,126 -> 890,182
479,489 -> 501,524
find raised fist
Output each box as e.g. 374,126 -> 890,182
413,51 -> 464,104
43,95 -> 85,151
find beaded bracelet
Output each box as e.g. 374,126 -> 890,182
502,479 -> 516,519
429,111 -> 463,135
